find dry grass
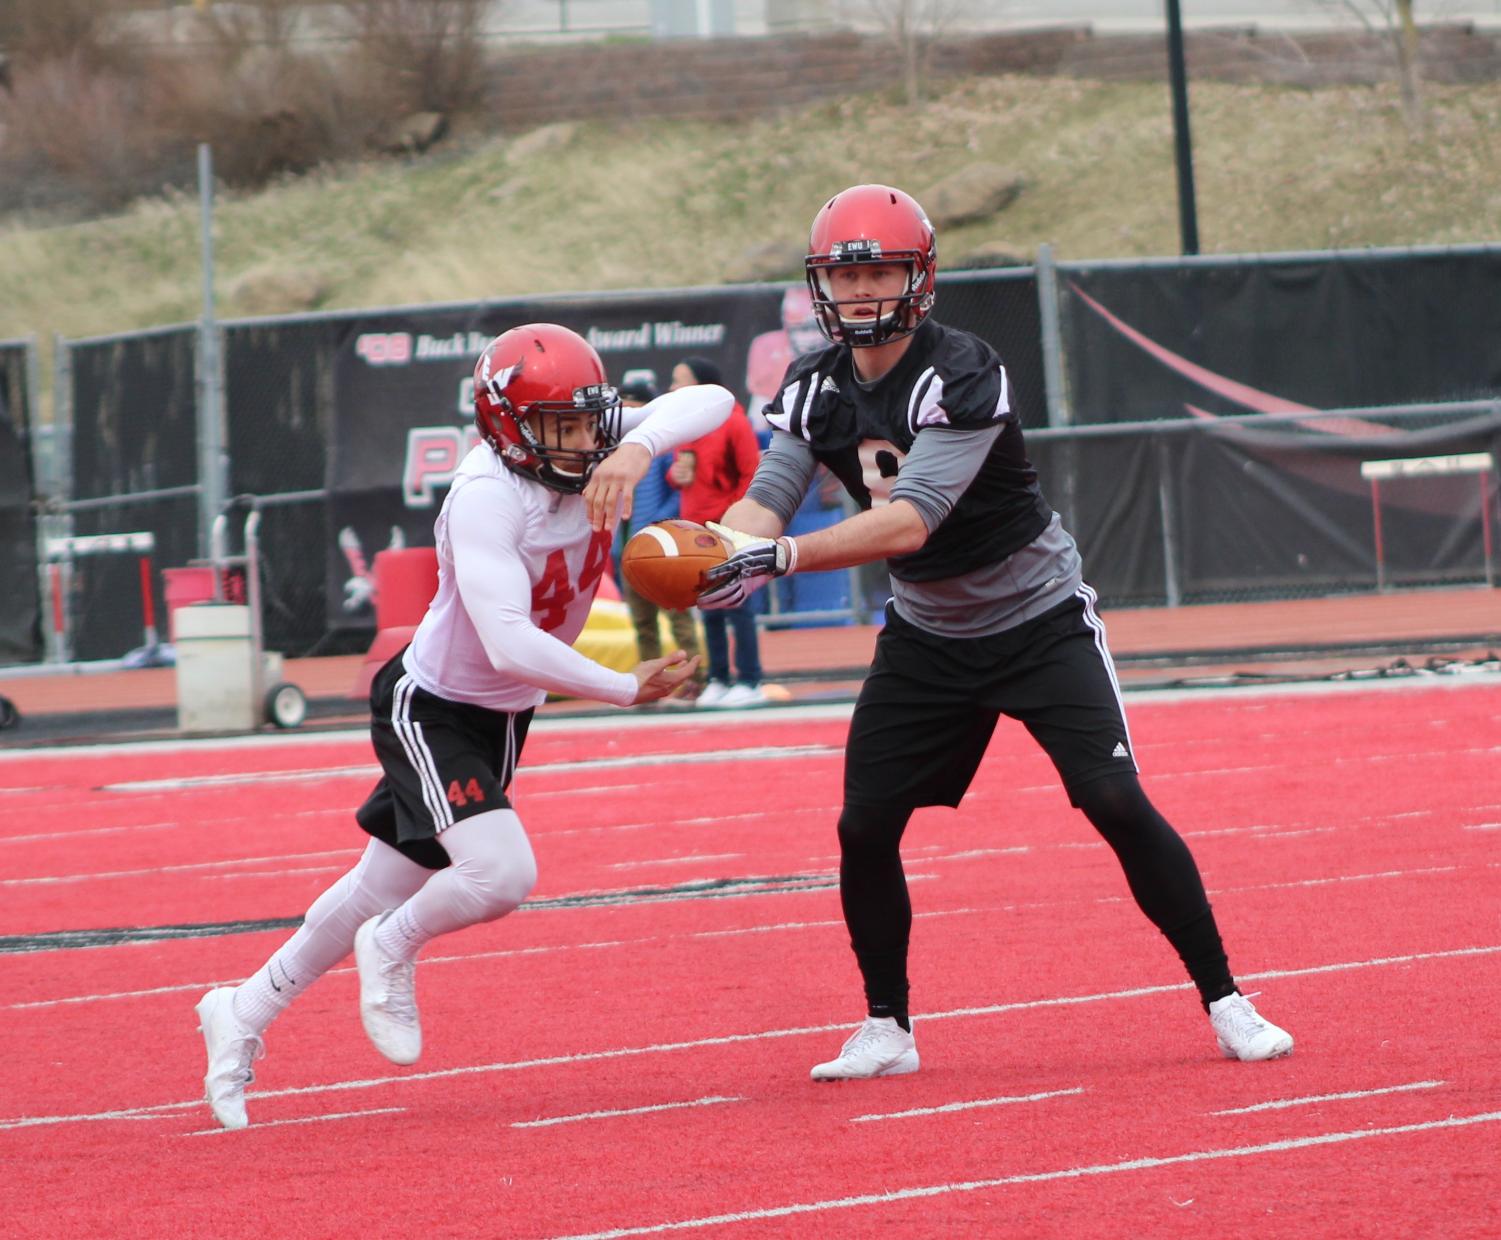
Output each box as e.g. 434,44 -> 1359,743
3,72 -> 1500,394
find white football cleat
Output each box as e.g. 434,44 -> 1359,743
695,680 -> 731,708
715,683 -> 768,709
196,987 -> 265,1130
811,1016 -> 919,1081
1209,992 -> 1294,1061
354,914 -> 422,1065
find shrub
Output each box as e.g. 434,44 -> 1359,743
0,0 -> 494,215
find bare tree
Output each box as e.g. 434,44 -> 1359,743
200,0 -> 306,62
1308,0 -> 1425,129
836,0 -> 984,105
0,0 -> 130,70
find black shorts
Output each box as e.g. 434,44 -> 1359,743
844,590 -> 1138,811
355,651 -> 534,870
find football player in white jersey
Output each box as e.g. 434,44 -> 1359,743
195,323 -> 729,1129
700,185 -> 1294,1079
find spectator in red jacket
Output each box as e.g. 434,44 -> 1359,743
667,356 -> 766,708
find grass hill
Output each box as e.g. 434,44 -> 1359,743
3,71 -> 1499,369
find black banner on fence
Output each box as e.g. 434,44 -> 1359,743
58,256 -> 1498,654
325,288 -> 786,629
323,278 -> 1049,630
1181,413 -> 1501,600
1030,409 -> 1501,605
0,342 -> 40,664
224,317 -> 342,655
68,329 -> 199,661
935,272 -> 1047,430
1062,252 -> 1501,425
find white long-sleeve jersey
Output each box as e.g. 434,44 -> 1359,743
401,383 -> 732,712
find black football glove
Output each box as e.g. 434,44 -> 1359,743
697,523 -> 798,610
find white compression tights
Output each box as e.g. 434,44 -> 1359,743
232,808 -> 537,1034
374,808 -> 537,961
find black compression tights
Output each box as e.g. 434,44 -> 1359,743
1073,773 -> 1235,1008
837,774 -> 1236,1020
837,801 -> 916,1023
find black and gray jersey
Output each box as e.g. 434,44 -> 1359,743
760,318 -> 1052,583
751,318 -> 1082,637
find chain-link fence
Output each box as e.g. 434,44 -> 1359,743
0,338 -> 41,663
1033,403 -> 1501,608
224,315 -> 344,655
26,245 -> 1501,664
56,326 -> 200,662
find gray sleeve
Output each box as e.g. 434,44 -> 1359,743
888,422 -> 1006,532
744,430 -> 819,527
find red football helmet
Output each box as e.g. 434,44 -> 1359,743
805,184 -> 937,348
473,323 -> 621,494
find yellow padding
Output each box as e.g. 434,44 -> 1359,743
569,599 -> 694,676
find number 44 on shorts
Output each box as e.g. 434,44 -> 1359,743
447,778 -> 487,808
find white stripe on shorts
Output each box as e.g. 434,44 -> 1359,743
501,712 -> 518,792
392,673 -> 454,831
1076,583 -> 1137,769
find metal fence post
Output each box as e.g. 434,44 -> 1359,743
45,334 -> 75,662
1156,433 -> 1182,607
1036,242 -> 1069,429
19,335 -> 55,665
196,143 -> 228,561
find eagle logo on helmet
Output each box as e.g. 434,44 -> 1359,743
480,359 -> 521,403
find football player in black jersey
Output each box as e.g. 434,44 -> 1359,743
699,184 -> 1293,1079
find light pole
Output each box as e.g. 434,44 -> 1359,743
1165,0 -> 1200,255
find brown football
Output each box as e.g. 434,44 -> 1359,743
621,519 -> 728,611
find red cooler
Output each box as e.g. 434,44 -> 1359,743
373,548 -> 439,630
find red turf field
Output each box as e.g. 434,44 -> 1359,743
2,680 -> 1499,1238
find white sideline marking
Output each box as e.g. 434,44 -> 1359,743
0,859 -> 1482,1008
99,744 -> 840,792
180,1106 -> 406,1136
0,806 -> 346,848
691,916 -> 847,940
4,941 -> 1498,1132
1465,822 -> 1501,831
0,908 -> 944,1014
1213,865 -> 1461,896
1138,743 -> 1501,787
549,1111 -> 1501,1239
906,846 -> 1031,865
0,821 -> 179,846
850,1087 -> 1085,1123
0,703 -> 862,764
87,732 -> 1501,794
608,854 -> 744,871
511,1095 -> 743,1129
0,847 -> 359,888
1211,1080 -> 1444,1115
203,866 -> 346,881
526,782 -> 658,800
541,805 -> 832,840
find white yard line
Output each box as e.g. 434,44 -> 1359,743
3,941 -> 1497,1132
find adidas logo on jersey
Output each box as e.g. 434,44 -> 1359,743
1112,742 -> 1129,758
820,375 -> 840,394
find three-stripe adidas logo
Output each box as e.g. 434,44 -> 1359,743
1111,742 -> 1129,758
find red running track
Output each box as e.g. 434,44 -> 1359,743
1,682 -> 1499,1238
